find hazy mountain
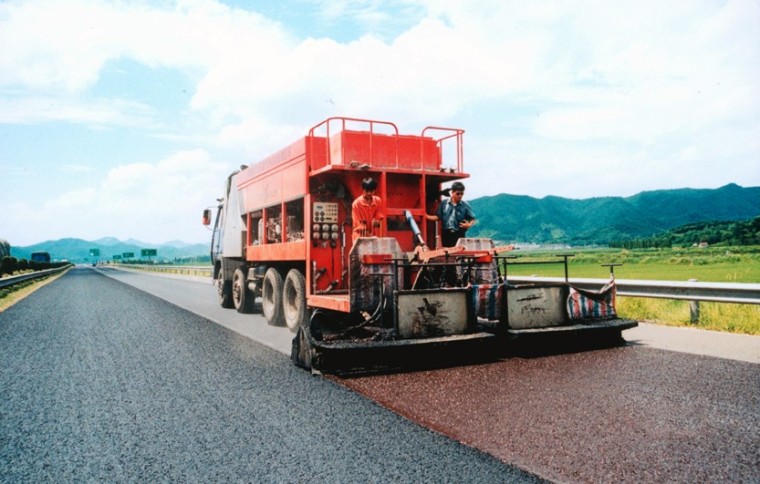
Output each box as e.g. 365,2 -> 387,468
9,238 -> 209,263
469,183 -> 760,244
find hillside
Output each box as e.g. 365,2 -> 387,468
611,216 -> 760,248
9,237 -> 209,263
5,184 -> 759,256
469,183 -> 760,244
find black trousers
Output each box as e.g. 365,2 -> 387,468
442,229 -> 466,248
441,229 -> 466,286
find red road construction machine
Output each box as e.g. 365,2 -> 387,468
204,117 -> 636,374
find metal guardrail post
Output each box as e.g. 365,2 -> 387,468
688,278 -> 700,323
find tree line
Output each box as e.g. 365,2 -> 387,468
0,257 -> 69,277
610,216 -> 760,249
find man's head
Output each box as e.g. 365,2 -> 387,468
362,177 -> 378,191
361,177 -> 377,201
450,181 -> 465,202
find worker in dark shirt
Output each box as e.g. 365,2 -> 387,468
426,181 -> 476,248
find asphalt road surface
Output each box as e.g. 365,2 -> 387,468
0,268 -> 537,482
100,267 -> 760,482
3,267 -> 759,482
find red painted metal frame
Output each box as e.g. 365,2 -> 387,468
236,116 -> 469,314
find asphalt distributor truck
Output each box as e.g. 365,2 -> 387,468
203,117 -> 636,374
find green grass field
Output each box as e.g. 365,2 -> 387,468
503,245 -> 760,335
503,245 -> 760,282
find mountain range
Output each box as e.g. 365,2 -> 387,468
469,183 -> 760,245
9,237 -> 209,263
6,184 -> 759,261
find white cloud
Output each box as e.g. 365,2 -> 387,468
4,0 -> 754,144
3,150 -> 230,245
0,0 -> 758,247
0,95 -> 154,126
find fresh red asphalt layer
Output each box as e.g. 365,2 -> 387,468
335,345 -> 760,483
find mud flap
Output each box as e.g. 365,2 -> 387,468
291,310 -> 323,374
291,325 -> 313,371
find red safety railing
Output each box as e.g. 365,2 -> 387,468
422,126 -> 465,173
308,117 -> 464,173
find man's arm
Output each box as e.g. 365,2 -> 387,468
461,202 -> 476,228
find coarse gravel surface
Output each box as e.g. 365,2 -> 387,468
339,345 -> 760,482
0,268 -> 541,483
77,266 -> 760,482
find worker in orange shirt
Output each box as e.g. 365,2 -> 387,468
352,177 -> 384,238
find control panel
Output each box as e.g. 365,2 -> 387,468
312,202 -> 339,223
311,201 -> 341,244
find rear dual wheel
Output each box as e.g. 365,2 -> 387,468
283,269 -> 307,333
262,267 -> 307,333
262,268 -> 285,327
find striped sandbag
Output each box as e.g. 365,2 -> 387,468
470,283 -> 503,321
566,280 -> 617,320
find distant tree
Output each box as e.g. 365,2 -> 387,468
0,256 -> 11,276
1,256 -> 18,276
608,216 -> 760,248
0,239 -> 10,259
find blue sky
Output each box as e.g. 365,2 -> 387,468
1,0 -> 758,246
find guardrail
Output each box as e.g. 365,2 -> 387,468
112,264 -> 760,305
0,265 -> 72,290
506,276 -> 760,305
115,264 -> 213,278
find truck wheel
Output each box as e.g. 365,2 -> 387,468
262,268 -> 285,326
283,269 -> 307,333
232,268 -> 254,313
217,277 -> 234,309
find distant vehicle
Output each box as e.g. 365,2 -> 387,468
31,252 -> 51,263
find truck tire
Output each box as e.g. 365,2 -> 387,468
262,268 -> 285,327
217,275 -> 234,309
283,269 -> 307,333
232,268 -> 255,313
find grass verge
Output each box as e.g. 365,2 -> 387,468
617,296 -> 760,335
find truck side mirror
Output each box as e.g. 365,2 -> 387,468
202,209 -> 212,226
